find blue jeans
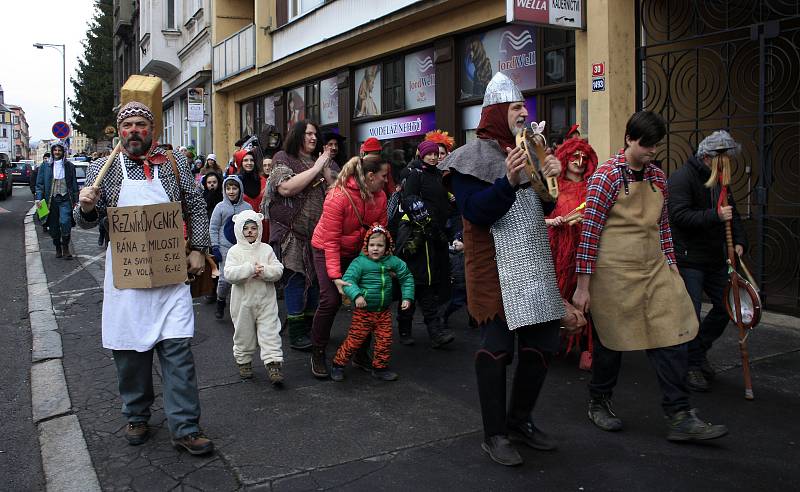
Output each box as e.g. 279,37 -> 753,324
283,269 -> 319,317
678,265 -> 730,369
112,338 -> 202,438
47,195 -> 73,243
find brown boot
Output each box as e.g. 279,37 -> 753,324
125,422 -> 149,446
172,432 -> 214,455
61,236 -> 73,259
310,346 -> 328,379
266,362 -> 284,386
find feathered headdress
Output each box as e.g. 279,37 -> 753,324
424,130 -> 455,152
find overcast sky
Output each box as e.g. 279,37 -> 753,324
3,0 -> 97,143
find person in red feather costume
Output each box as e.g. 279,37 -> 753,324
546,137 -> 598,369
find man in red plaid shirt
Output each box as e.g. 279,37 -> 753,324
572,111 -> 728,443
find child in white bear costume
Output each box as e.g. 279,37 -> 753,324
224,210 -> 285,385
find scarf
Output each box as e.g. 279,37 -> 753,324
239,170 -> 262,199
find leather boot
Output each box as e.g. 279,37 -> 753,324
61,236 -> 73,259
475,350 -> 509,439
507,348 -> 556,450
215,297 -> 226,319
508,348 -> 549,424
398,318 -> 414,345
54,243 -> 63,259
310,346 -> 328,378
287,315 -> 312,351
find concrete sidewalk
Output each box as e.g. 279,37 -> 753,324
36,224 -> 800,491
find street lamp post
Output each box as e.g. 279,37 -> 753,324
33,43 -> 66,125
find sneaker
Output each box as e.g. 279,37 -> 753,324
330,364 -> 345,382
430,328 -> 455,349
687,369 -> 710,392
266,362 -> 284,386
371,368 -> 399,381
508,419 -> 557,451
352,351 -> 373,372
666,409 -> 728,442
172,432 -> 214,455
311,346 -> 329,379
588,397 -> 623,431
125,422 -> 149,446
238,361 -> 253,380
481,435 -> 523,466
290,334 -> 313,352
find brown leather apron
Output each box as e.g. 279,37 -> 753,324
590,180 -> 698,351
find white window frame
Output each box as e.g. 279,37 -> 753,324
165,0 -> 177,30
163,105 -> 175,147
288,0 -> 325,21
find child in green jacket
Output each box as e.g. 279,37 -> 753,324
331,224 -> 414,382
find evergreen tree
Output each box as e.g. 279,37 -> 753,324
69,0 -> 114,143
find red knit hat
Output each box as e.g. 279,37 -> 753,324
360,137 -> 382,153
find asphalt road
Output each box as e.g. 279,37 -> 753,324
7,183 -> 800,491
0,185 -> 45,491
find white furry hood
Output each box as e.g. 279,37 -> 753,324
232,209 -> 264,249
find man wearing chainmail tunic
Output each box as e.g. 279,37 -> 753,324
445,72 -> 581,467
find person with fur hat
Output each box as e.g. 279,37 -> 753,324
330,224 -> 414,382
201,153 -> 223,176
35,142 -> 79,258
210,175 -> 253,319
445,72 -> 583,466
668,130 -> 748,392
75,99 -> 214,455
545,137 -> 599,369
395,139 -> 456,347
224,210 -> 285,385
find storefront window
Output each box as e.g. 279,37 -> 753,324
383,58 -> 404,113
306,82 -> 320,123
240,100 -> 255,139
460,25 -> 538,100
354,64 -> 381,117
404,48 -> 435,110
319,76 -> 338,126
543,29 -> 575,85
287,86 -> 306,132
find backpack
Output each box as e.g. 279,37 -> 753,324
387,167 -> 421,235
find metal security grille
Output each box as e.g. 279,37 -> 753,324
636,1 -> 800,314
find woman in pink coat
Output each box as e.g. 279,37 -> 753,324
309,154 -> 390,378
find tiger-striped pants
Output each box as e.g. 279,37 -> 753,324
334,308 -> 393,369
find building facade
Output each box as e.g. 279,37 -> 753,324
8,105 -> 30,160
34,139 -> 54,163
139,0 -> 213,156
209,0 -> 799,314
0,85 -> 14,159
113,0 -> 141,106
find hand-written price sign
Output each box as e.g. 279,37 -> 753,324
107,202 -> 187,289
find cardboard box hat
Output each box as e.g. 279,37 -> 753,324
119,75 -> 163,137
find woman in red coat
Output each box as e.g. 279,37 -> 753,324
235,149 -> 269,242
309,154 -> 390,378
546,137 -> 598,369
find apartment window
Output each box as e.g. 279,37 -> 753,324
163,106 -> 175,147
383,58 -> 404,113
288,0 -> 324,20
306,83 -> 320,123
166,0 -> 176,29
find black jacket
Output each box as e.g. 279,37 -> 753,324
400,159 -> 452,232
667,155 -> 748,270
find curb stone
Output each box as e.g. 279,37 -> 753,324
25,206 -> 101,492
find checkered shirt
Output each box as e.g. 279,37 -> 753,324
575,150 -> 676,274
73,148 -> 211,248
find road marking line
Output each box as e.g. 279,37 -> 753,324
46,251 -> 105,289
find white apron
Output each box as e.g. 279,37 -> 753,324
102,161 -> 194,351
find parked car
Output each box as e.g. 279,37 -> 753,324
0,154 -> 13,200
10,161 -> 33,185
